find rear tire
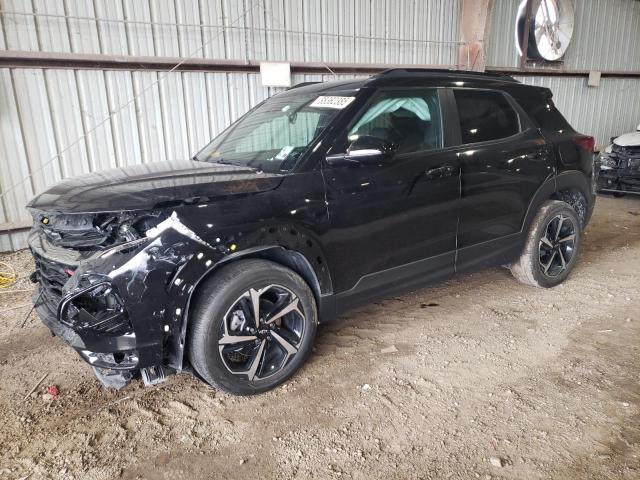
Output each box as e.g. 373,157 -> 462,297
188,259 -> 317,395
510,200 -> 581,288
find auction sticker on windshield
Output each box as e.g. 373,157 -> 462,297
310,96 -> 355,109
275,146 -> 295,160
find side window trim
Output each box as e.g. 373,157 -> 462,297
502,91 -> 537,132
441,88 -> 462,147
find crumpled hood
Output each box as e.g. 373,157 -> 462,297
613,131 -> 640,147
27,159 -> 285,213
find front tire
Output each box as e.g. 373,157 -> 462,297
510,200 -> 581,288
188,259 -> 317,395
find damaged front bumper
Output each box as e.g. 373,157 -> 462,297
29,212 -> 226,389
598,170 -> 640,194
597,149 -> 640,195
30,231 -> 163,388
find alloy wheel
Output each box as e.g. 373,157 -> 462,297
538,213 -> 576,278
218,284 -> 305,381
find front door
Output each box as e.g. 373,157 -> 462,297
321,88 -> 461,308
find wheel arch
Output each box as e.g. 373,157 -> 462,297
522,170 -> 593,234
204,245 -> 330,302
552,170 -> 594,228
172,245 -> 331,371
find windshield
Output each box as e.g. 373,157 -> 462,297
195,92 -> 353,173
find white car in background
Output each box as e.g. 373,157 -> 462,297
597,124 -> 640,196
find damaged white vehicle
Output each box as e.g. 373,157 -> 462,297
597,124 -> 640,196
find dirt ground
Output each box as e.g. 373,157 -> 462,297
0,195 -> 639,480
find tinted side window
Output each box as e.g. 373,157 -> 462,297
454,90 -> 520,144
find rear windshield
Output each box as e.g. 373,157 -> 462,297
516,96 -> 573,133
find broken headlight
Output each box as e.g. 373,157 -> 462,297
599,153 -> 617,170
58,282 -> 132,335
33,210 -> 165,250
97,213 -> 164,245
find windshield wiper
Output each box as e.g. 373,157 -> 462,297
211,158 -> 260,171
193,154 -> 236,166
212,158 -> 235,165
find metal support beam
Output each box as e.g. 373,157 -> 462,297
2,49 -> 640,79
488,66 -> 640,78
3,50 -> 638,78
0,51 -> 449,75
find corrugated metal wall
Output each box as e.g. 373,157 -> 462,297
1,0 -> 639,251
0,0 -> 461,64
514,75 -> 640,144
486,0 -> 640,71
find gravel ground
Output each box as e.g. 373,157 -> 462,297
0,195 -> 639,480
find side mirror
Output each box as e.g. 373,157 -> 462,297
325,136 -> 396,166
636,123 -> 640,132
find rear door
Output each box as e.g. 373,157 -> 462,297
448,88 -> 555,271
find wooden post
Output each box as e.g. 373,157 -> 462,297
458,0 -> 494,71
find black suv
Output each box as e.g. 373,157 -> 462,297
27,69 -> 596,394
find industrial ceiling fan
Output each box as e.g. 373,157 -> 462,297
516,0 -> 575,61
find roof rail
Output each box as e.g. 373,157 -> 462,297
287,81 -> 321,90
374,68 -> 519,83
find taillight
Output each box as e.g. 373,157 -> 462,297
573,135 -> 595,153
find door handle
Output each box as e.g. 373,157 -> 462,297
425,164 -> 457,179
527,150 -> 546,160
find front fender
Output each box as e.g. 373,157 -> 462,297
162,221 -> 332,370
62,217 -> 218,369
64,212 -> 331,371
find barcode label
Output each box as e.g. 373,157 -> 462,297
310,96 -> 356,109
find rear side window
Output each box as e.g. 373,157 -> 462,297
516,97 -> 573,133
454,90 -> 520,144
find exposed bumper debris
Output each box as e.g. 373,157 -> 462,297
597,145 -> 640,195
91,367 -> 132,390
